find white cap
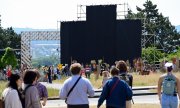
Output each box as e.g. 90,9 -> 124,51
164,62 -> 173,67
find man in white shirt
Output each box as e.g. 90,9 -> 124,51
60,63 -> 95,108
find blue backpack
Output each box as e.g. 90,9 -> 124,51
162,74 -> 176,95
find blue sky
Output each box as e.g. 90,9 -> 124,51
0,0 -> 180,29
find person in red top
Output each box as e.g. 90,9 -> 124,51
7,67 -> 12,80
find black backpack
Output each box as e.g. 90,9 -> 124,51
119,73 -> 133,88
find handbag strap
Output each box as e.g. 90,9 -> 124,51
108,79 -> 119,97
65,76 -> 81,103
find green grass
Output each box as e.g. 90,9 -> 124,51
47,88 -> 59,98
0,81 -> 7,98
0,81 -> 59,98
54,72 -> 180,88
1,72 -> 180,98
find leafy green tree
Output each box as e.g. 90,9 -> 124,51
126,0 -> 180,53
165,47 -> 180,61
142,47 -> 164,64
0,55 -> 5,69
1,47 -> 18,69
0,27 -> 21,66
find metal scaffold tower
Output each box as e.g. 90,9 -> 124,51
21,31 -> 60,68
77,3 -> 130,21
141,17 -> 165,68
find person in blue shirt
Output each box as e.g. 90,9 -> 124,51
97,66 -> 133,108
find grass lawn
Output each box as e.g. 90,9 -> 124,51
1,72 -> 180,98
54,72 -> 180,88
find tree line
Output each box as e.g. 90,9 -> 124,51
0,27 -> 20,69
126,0 -> 180,53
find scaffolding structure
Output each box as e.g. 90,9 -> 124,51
77,3 -> 130,21
76,3 -> 165,67
21,31 -> 60,68
141,18 -> 165,69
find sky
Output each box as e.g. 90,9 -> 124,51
0,0 -> 180,29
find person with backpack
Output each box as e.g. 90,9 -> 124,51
158,62 -> 180,108
116,60 -> 133,108
2,74 -> 23,108
97,66 -> 132,108
23,70 -> 41,108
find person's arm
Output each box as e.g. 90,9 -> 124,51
176,77 -> 180,100
86,79 -> 95,97
42,97 -> 47,106
157,76 -> 163,102
42,85 -> 48,106
59,80 -> 68,99
125,82 -> 133,100
97,81 -> 109,108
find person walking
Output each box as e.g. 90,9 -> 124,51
47,66 -> 53,83
2,74 -> 23,108
23,70 -> 41,108
60,63 -> 95,108
116,60 -> 133,108
97,66 -> 133,108
98,71 -> 110,89
158,62 -> 180,108
34,69 -> 48,107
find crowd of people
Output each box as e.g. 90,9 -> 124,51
1,59 -> 180,108
1,69 -> 48,108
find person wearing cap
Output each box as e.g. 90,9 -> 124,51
158,62 -> 180,108
60,63 -> 95,108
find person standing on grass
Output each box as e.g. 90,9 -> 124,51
2,74 -> 23,108
116,60 -> 133,108
33,69 -> 48,107
23,70 -> 41,108
97,66 -> 132,108
98,71 -> 110,89
60,63 -> 95,108
158,62 -> 180,108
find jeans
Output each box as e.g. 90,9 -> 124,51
161,93 -> 178,108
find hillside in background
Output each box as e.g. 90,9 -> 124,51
13,27 -> 57,34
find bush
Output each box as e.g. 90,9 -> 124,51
142,47 -> 164,64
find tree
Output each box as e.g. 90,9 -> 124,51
142,47 -> 164,64
0,27 -> 21,66
1,47 -> 18,69
126,0 -> 180,53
